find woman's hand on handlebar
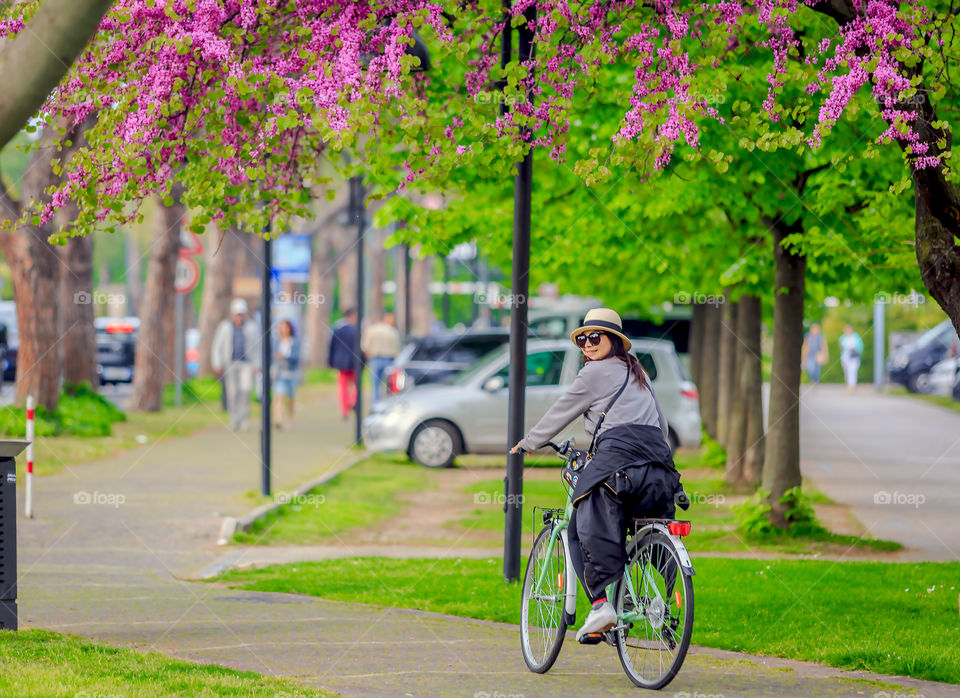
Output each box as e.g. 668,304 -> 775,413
510,442 -> 524,454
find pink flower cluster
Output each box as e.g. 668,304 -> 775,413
0,0 -> 943,230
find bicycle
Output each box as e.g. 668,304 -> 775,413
519,440 -> 695,690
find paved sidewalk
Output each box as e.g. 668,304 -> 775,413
801,384 -> 960,560
14,386 -> 958,696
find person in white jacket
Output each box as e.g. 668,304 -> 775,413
211,298 -> 261,431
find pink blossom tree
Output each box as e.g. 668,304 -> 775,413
2,0 -> 959,375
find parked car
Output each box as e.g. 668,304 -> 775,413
0,301 -> 19,383
386,329 -> 511,394
364,338 -> 701,468
528,303 -> 692,364
928,356 -> 960,397
887,319 -> 960,393
95,317 -> 140,384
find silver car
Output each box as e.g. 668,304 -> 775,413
362,338 -> 702,468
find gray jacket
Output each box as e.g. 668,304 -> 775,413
518,356 -> 668,453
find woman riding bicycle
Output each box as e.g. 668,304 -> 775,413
510,308 -> 684,642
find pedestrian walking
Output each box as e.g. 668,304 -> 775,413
839,323 -> 864,392
211,298 -> 261,431
272,318 -> 300,430
328,308 -> 361,419
801,322 -> 828,384
362,312 -> 401,404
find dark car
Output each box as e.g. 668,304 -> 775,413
96,317 -> 140,384
387,329 -> 512,394
0,302 -> 18,383
887,319 -> 960,393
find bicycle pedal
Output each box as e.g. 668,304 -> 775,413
578,632 -> 604,645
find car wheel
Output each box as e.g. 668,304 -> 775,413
409,420 -> 460,468
907,371 -> 931,394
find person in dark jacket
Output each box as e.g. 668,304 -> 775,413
510,308 -> 683,642
328,308 -> 361,419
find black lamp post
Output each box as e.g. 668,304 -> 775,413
503,1 -> 535,583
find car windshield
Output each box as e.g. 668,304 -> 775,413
451,346 -> 507,385
915,321 -> 953,349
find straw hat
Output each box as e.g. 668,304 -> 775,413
570,308 -> 632,351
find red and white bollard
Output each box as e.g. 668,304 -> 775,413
25,395 -> 34,519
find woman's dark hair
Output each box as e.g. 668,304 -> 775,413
583,332 -> 647,389
279,319 -> 296,337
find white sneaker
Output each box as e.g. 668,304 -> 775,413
576,600 -> 617,641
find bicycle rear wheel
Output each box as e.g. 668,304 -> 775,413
520,524 -> 569,673
613,530 -> 694,689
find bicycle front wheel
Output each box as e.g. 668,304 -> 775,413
520,524 -> 569,673
613,530 -> 694,689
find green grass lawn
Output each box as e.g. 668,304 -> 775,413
0,629 -> 333,697
888,385 -> 960,414
217,555 -> 960,685
234,453 -> 429,545
454,469 -> 897,555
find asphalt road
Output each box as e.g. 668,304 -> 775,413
801,384 -> 960,560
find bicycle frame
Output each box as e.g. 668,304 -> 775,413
531,505 -> 696,628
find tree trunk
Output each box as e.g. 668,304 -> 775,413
0,0 -> 115,151
762,222 -> 805,526
699,302 -> 721,439
303,227 -> 338,368
740,295 -> 765,487
335,220 -> 359,313
726,294 -> 763,487
130,193 -> 183,411
689,302 -> 706,386
911,168 -> 960,340
196,226 -> 241,377
0,126 -> 64,409
715,295 -> 738,449
58,233 -> 98,387
369,228 -> 386,320
409,254 -> 435,336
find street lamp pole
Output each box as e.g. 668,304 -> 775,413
503,1 -> 535,583
260,223 -> 273,497
351,176 -> 365,446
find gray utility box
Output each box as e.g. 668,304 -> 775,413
0,440 -> 29,630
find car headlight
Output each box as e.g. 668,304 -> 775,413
371,399 -> 408,416
890,353 -> 909,369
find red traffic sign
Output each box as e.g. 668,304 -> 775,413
175,256 -> 200,294
179,227 -> 204,257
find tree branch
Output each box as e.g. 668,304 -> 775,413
0,0 -> 115,151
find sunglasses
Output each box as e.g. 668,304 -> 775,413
575,331 -> 605,348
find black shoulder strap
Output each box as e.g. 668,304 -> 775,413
588,368 -> 631,455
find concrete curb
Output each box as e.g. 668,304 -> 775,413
215,449 -> 370,545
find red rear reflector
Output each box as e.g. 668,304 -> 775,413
557,572 -> 563,589
675,589 -> 682,608
667,522 -> 691,537
106,323 -> 134,334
